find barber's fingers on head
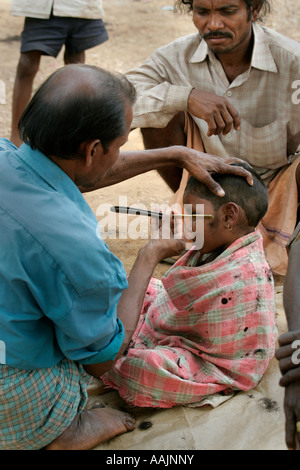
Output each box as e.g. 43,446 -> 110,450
218,156 -> 254,186
192,170 -> 225,197
197,155 -> 253,192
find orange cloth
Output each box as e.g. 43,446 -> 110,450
170,113 -> 299,276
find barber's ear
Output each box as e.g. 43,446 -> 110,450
79,140 -> 102,167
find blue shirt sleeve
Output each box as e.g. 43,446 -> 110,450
31,239 -> 129,366
0,141 -> 129,369
53,283 -> 126,365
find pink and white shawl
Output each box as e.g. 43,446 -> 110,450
102,230 -> 277,408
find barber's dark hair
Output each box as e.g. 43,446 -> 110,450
174,0 -> 271,21
18,65 -> 136,159
185,162 -> 268,227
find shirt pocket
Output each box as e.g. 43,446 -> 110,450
239,118 -> 288,169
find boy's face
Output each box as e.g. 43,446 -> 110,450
183,192 -> 225,253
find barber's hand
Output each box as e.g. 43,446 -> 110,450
144,208 -> 185,262
276,329 -> 300,387
188,89 -> 241,137
179,148 -> 253,197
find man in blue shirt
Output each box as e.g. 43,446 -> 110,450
0,64 -> 253,450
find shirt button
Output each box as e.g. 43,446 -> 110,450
227,91 -> 232,97
227,132 -> 232,138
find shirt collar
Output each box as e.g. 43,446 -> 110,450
251,23 -> 277,72
189,23 -> 277,73
16,143 -> 92,214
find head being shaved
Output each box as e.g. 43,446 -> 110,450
185,162 -> 268,227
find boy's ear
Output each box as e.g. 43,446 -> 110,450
223,202 -> 240,226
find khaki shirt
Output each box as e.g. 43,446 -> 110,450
10,0 -> 104,20
127,24 -> 300,181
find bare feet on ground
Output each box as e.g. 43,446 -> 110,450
45,406 -> 135,450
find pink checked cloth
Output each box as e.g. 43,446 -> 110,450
102,230 -> 277,408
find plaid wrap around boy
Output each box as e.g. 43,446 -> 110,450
102,230 -> 277,408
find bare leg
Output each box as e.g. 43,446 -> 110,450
141,112 -> 186,192
45,406 -> 135,450
64,50 -> 85,64
11,51 -> 42,147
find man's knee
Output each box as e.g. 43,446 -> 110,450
141,112 -> 186,149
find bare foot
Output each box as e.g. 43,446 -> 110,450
45,406 -> 135,450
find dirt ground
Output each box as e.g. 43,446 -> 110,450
0,0 -> 299,279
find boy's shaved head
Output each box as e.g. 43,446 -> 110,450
185,162 -> 268,227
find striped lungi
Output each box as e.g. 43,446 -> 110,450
0,359 -> 92,450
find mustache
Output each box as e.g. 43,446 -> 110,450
203,31 -> 233,39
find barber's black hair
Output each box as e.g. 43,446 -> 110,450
174,0 -> 271,21
18,65 -> 136,159
184,162 -> 268,227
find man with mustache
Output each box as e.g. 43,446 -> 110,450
126,0 -> 300,276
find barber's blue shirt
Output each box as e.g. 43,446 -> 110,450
0,139 -> 127,370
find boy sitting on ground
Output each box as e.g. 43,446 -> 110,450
102,165 -> 277,408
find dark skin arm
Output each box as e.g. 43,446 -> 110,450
79,146 -> 253,197
275,240 -> 300,450
84,232 -> 185,378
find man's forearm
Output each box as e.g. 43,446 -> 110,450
82,146 -> 187,191
83,246 -> 161,379
80,146 -> 254,197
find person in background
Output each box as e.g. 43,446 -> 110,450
276,222 -> 300,451
125,0 -> 300,276
10,0 -> 109,147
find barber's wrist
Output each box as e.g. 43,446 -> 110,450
137,243 -> 161,268
168,145 -> 192,168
